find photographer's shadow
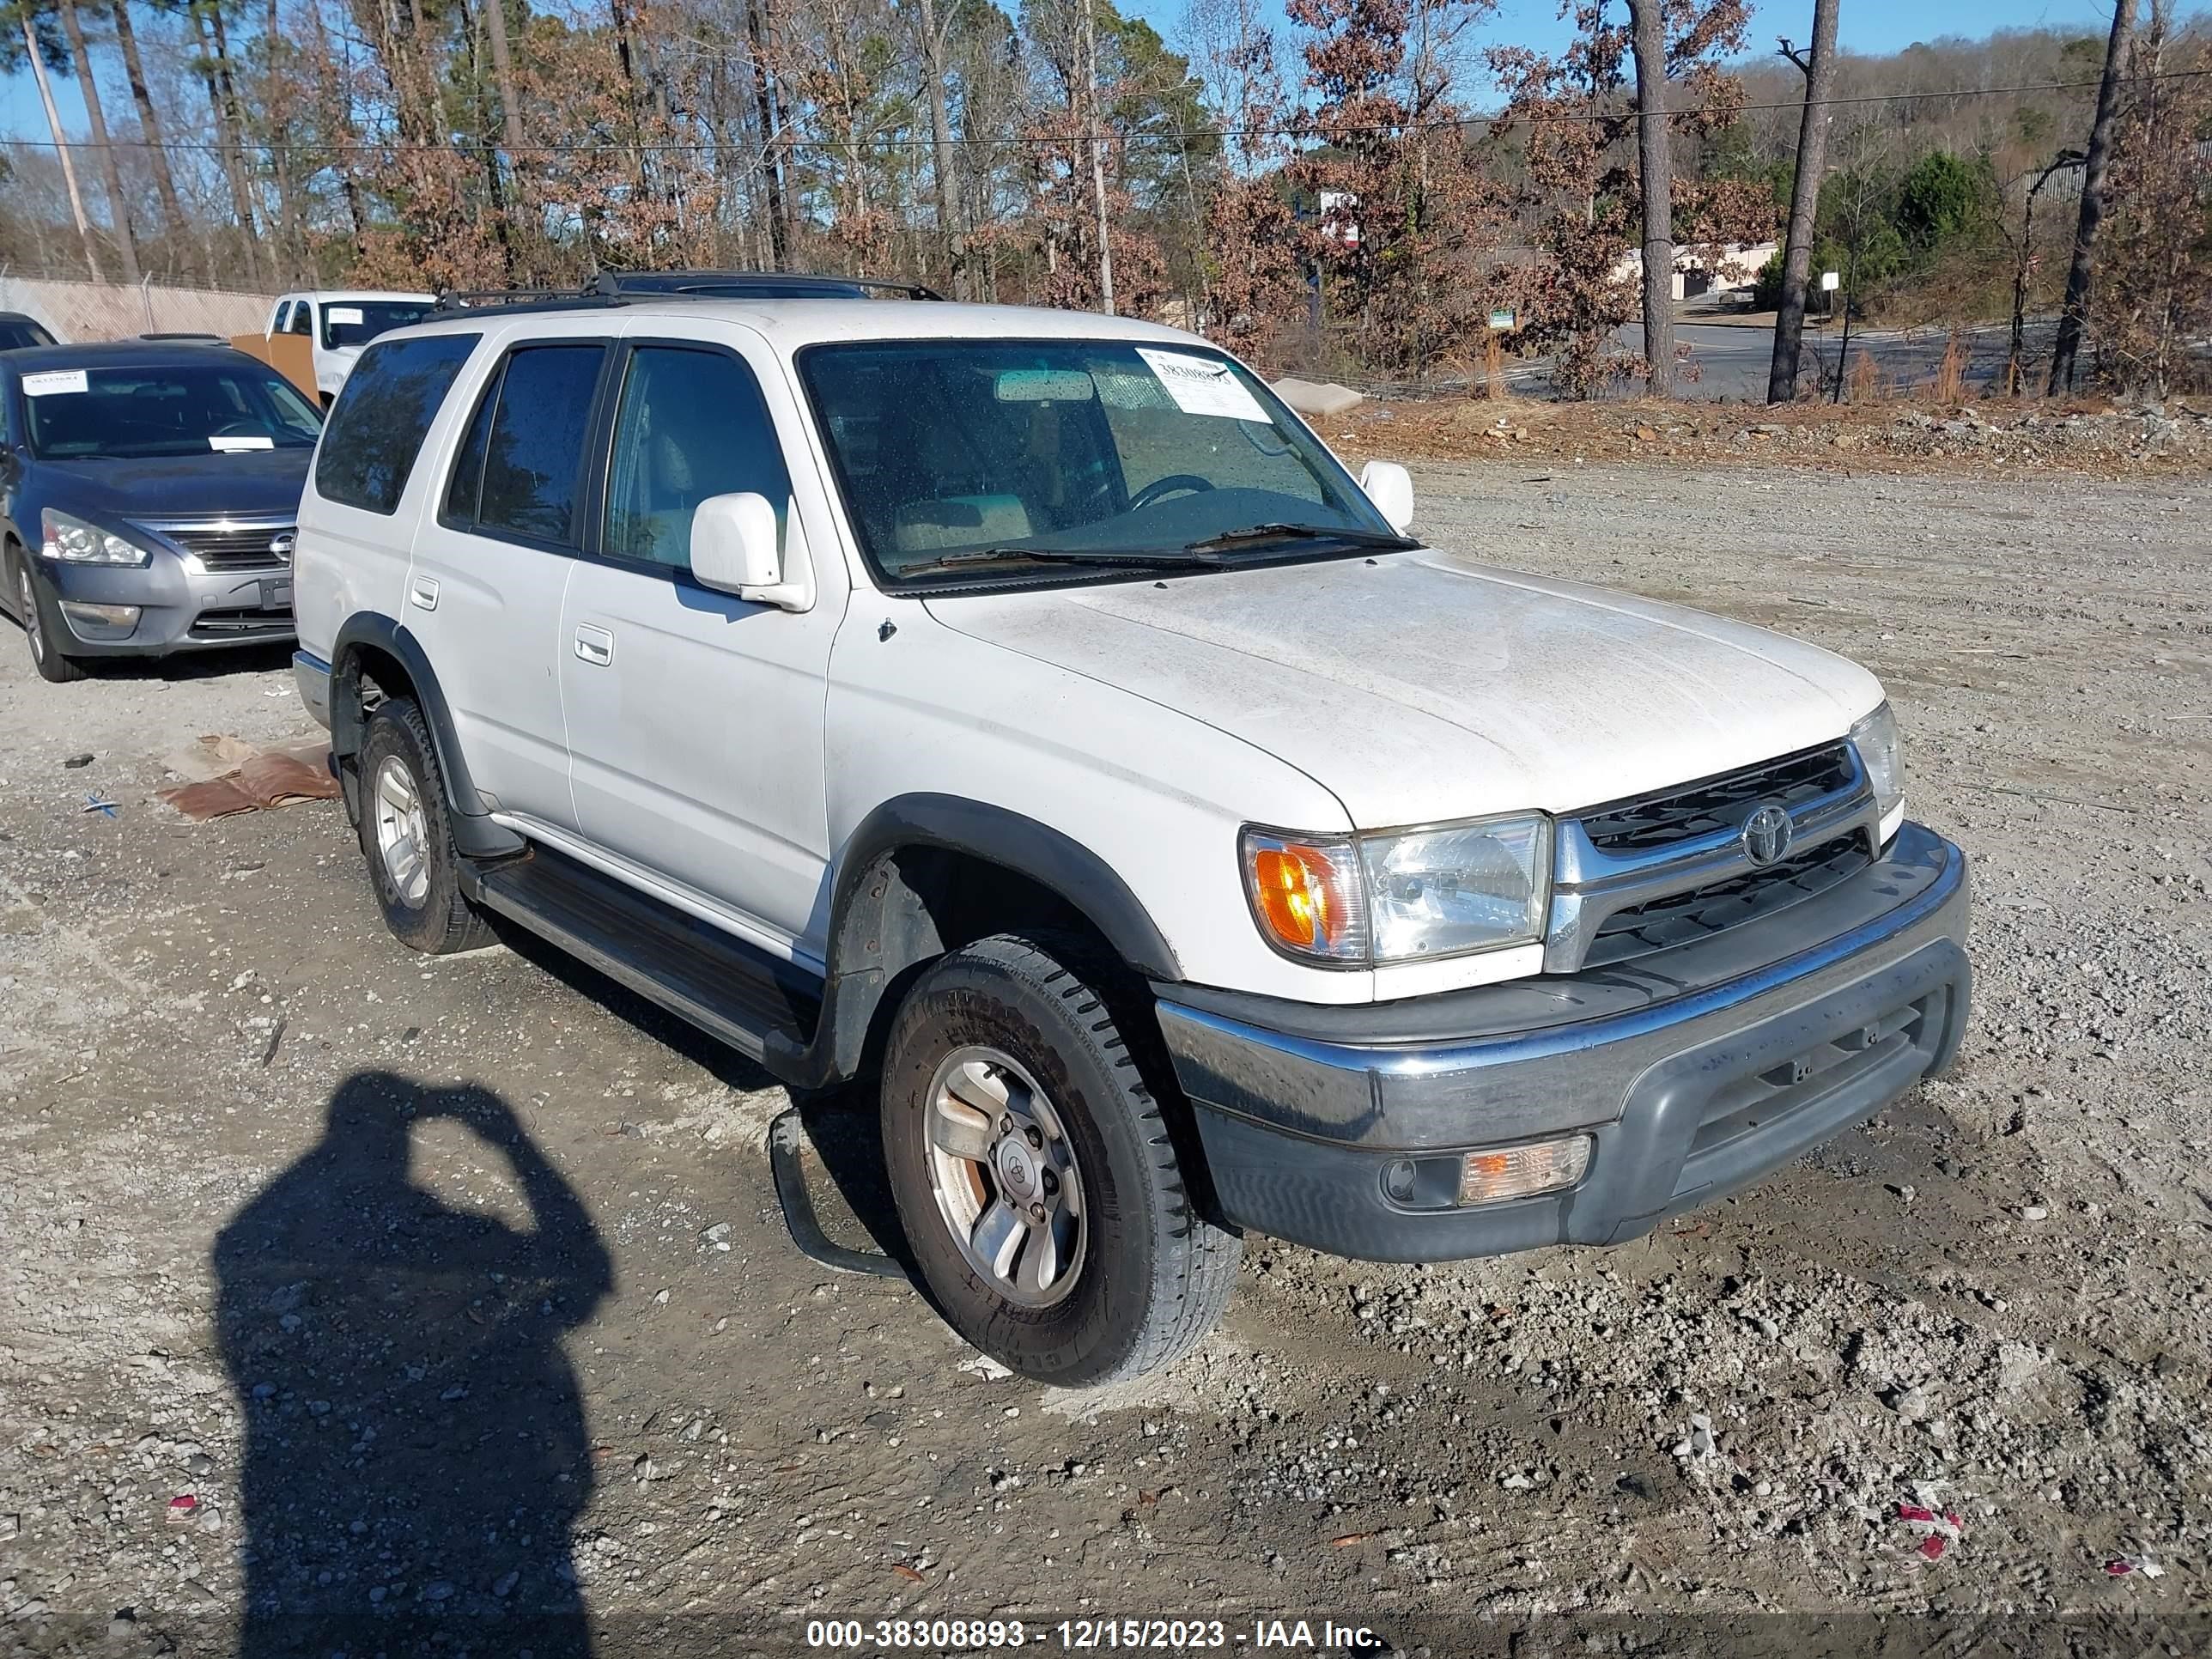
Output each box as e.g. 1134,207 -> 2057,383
215,1072 -> 612,1656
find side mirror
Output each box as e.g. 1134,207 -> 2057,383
1359,460 -> 1415,535
690,492 -> 813,611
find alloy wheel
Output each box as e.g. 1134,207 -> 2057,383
20,568 -> 44,667
923,1046 -> 1086,1308
371,754 -> 433,907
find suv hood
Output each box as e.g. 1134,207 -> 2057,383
925,550 -> 1885,829
44,449 -> 313,524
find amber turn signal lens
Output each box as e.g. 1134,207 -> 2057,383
1251,845 -> 1334,950
1458,1136 -> 1592,1206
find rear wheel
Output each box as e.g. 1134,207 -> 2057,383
357,698 -> 495,954
883,932 -> 1241,1387
13,552 -> 85,684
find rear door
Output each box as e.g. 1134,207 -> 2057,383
404,329 -> 612,829
556,323 -> 845,954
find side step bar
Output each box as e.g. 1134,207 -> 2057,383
471,845 -> 823,1069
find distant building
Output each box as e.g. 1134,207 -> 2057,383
1611,241 -> 1778,300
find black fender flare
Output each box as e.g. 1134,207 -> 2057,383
329,612 -> 524,859
763,793 -> 1184,1086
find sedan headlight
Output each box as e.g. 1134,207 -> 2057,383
1849,701 -> 1905,830
1242,813 -> 1553,966
40,508 -> 151,567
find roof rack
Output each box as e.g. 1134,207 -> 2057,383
430,268 -> 943,314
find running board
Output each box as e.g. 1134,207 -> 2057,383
471,845 -> 822,1070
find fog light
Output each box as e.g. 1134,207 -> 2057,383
59,601 -> 142,629
1459,1135 -> 1591,1206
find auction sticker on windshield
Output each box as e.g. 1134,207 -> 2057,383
21,370 -> 88,398
327,307 -> 365,325
1135,348 -> 1267,423
210,435 -> 276,453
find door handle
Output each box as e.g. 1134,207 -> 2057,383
574,623 -> 614,666
408,575 -> 440,611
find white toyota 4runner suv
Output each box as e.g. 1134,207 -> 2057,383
292,286 -> 1971,1387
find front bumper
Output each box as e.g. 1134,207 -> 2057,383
40,552 -> 293,656
1155,823 -> 1971,1263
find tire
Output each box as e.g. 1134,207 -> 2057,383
882,931 -> 1241,1387
356,698 -> 496,954
11,549 -> 86,684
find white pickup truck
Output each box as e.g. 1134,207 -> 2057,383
264,290 -> 435,404
290,283 -> 1972,1387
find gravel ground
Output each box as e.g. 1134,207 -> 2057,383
0,459 -> 2208,1658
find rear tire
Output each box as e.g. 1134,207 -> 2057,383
882,931 -> 1241,1387
357,698 -> 496,954
13,551 -> 86,684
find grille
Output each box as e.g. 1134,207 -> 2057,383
1582,833 -> 1872,967
189,604 -> 293,641
157,522 -> 294,572
1579,742 -> 1855,854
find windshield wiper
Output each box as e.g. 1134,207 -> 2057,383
1184,522 -> 1420,555
901,544 -> 1223,577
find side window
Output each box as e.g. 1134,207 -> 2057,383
472,344 -> 605,545
313,332 -> 481,515
270,301 -> 291,334
604,345 -> 792,569
441,362 -> 501,525
289,303 -> 314,337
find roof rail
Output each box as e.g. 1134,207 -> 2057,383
590,269 -> 945,301
429,269 -> 944,315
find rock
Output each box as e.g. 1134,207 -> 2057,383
1271,377 -> 1364,417
701,1221 -> 731,1243
63,753 -> 94,769
1888,1384 -> 1936,1422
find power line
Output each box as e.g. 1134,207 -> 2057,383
3,69 -> 2206,157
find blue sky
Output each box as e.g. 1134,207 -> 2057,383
2,2 -> 2196,152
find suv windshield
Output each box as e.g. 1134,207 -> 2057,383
799,340 -> 1401,586
21,362 -> 324,459
321,301 -> 433,350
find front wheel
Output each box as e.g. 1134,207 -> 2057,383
882,933 -> 1241,1387
13,553 -> 85,684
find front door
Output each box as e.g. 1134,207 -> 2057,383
558,331 -> 843,956
405,337 -> 609,827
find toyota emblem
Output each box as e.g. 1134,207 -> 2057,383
268,532 -> 295,563
1741,803 -> 1794,866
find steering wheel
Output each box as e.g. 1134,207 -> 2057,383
1130,474 -> 1216,511
212,421 -> 266,439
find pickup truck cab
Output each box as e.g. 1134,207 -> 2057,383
265,290 -> 435,404
291,289 -> 1971,1387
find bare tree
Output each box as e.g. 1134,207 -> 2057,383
1766,0 -> 1838,404
1626,0 -> 1674,394
107,0 -> 191,277
15,9 -> 100,277
2046,0 -> 2135,394
2006,149 -> 2082,393
912,0 -> 967,295
52,0 -> 139,281
1079,0 -> 1114,313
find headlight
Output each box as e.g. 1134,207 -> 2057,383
40,508 -> 151,567
1242,813 -> 1553,966
1849,702 -> 1905,830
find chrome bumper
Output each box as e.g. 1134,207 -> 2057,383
1154,823 -> 1971,1263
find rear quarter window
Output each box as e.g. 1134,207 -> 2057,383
313,332 -> 480,515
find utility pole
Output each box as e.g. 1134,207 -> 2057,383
1626,0 -> 1673,395
20,14 -> 100,280
2047,0 -> 2136,394
1079,0 -> 1114,315
1766,1 -> 1839,404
